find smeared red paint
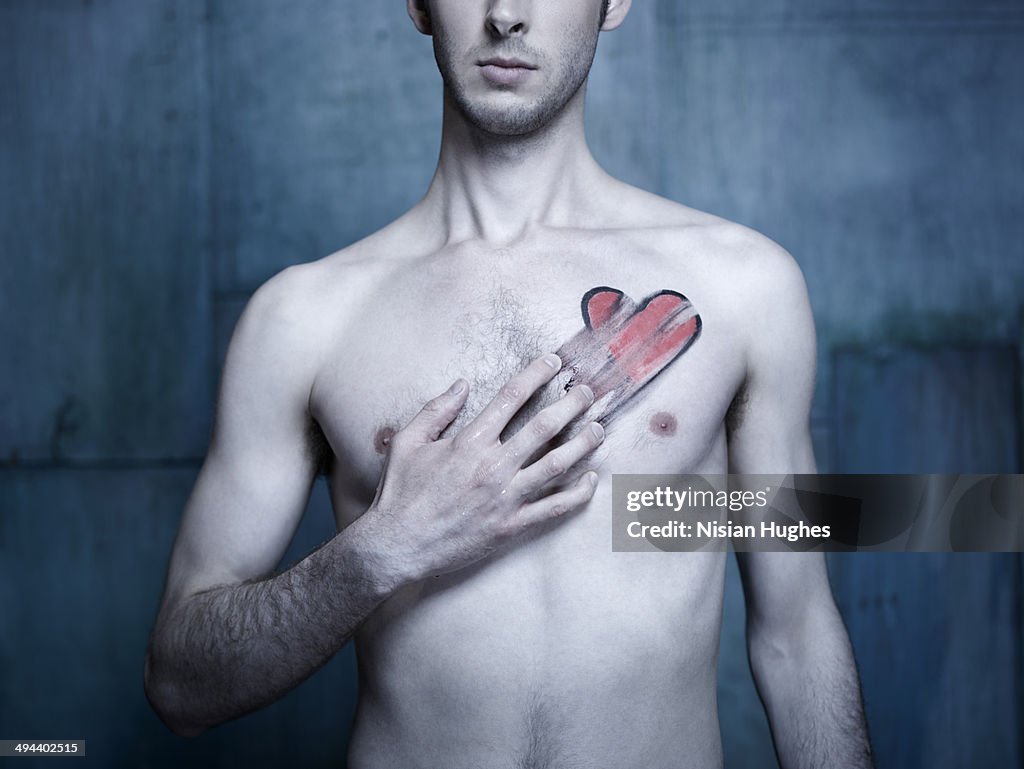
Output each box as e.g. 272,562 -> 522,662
373,425 -> 397,455
583,287 -> 623,329
555,287 -> 701,426
630,315 -> 701,384
607,292 -> 698,383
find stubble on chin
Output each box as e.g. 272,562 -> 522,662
432,24 -> 600,137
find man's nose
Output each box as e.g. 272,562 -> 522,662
485,0 -> 528,38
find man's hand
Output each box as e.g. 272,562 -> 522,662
365,353 -> 604,582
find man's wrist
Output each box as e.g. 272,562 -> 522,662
340,509 -> 420,599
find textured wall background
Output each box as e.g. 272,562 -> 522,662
1,1 -> 1021,767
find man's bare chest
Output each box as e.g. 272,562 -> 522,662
310,257 -> 745,514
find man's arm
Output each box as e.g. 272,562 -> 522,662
728,241 -> 873,768
144,266 -> 380,736
144,265 -> 604,737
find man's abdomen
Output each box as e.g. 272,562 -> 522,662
347,505 -> 728,769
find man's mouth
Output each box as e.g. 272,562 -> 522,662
478,57 -> 536,70
478,58 -> 536,86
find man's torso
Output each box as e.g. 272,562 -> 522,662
304,209 -> 755,769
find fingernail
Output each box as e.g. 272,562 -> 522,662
589,422 -> 604,441
587,471 -> 598,488
543,353 -> 561,370
448,379 -> 466,395
577,384 -> 594,403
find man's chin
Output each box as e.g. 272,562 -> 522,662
457,97 -> 555,138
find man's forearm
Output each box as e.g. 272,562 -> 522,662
749,605 -> 874,769
144,517 -> 405,736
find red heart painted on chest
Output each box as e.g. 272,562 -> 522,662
555,287 -> 702,423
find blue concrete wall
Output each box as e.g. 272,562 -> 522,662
1,1 -> 1021,767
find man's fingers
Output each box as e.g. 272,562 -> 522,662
504,383 -> 595,463
513,471 -> 599,529
463,354 -> 562,442
401,379 -> 469,443
516,420 -> 604,490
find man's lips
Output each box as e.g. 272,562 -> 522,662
479,57 -> 536,68
478,57 -> 536,86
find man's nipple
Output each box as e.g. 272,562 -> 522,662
648,411 -> 678,437
373,424 -> 398,455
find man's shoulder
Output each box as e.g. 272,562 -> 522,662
245,260 -> 335,334
247,233 -> 396,326
618,192 -> 818,400
236,221 -> 422,368
225,263 -> 330,383
612,185 -> 807,293
606,188 -> 814,369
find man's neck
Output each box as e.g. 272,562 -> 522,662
420,87 -> 607,246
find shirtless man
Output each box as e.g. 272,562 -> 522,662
145,1 -> 874,766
